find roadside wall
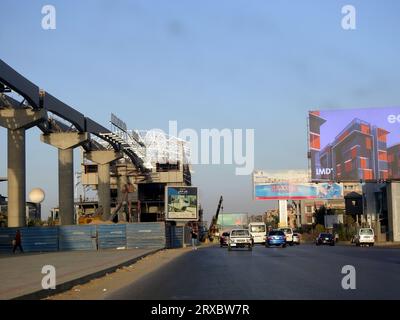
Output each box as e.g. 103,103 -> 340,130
0,222 -> 167,253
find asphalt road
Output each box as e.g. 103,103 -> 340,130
107,244 -> 400,300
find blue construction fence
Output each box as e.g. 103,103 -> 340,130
0,222 -> 183,253
165,225 -> 194,248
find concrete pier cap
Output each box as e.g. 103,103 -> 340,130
40,132 -> 89,149
0,108 -> 47,130
85,150 -> 123,165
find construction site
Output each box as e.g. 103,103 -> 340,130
0,59 -> 204,252
75,115 -> 193,225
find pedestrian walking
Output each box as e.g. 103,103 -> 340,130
191,226 -> 198,250
12,230 -> 23,253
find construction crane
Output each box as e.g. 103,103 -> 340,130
208,196 -> 223,241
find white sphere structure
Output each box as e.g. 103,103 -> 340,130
28,188 -> 45,204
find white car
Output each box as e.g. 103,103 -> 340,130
353,228 -> 375,247
228,229 -> 253,251
279,228 -> 294,246
292,233 -> 301,245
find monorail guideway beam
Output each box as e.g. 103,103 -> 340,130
0,59 -> 85,131
1,59 -> 149,172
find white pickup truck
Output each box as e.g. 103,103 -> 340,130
228,229 -> 253,251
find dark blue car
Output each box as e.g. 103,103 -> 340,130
266,230 -> 286,248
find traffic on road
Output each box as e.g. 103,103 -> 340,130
215,222 -> 382,253
106,243 -> 400,300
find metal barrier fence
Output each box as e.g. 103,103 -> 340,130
97,224 -> 127,249
166,225 -> 184,248
0,227 -> 60,253
0,223 -> 167,253
0,227 -> 18,252
127,222 -> 165,249
59,225 -> 97,251
21,227 -> 59,252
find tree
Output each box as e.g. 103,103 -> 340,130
344,215 -> 355,226
314,224 -> 325,234
314,205 -> 326,226
269,215 -> 279,229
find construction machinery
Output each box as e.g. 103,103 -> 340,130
208,196 -> 223,241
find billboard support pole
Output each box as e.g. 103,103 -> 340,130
306,115 -> 312,182
278,200 -> 288,228
293,200 -> 301,227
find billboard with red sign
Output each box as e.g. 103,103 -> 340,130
254,182 -> 343,200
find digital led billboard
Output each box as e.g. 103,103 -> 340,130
309,107 -> 400,182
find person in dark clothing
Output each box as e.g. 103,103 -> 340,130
191,226 -> 198,250
13,230 -> 23,253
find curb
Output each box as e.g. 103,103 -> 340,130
300,241 -> 400,248
12,248 -> 163,300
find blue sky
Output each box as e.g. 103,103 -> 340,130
1,0 -> 400,222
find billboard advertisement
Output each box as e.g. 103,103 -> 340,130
254,182 -> 343,200
253,170 -> 309,184
217,213 -> 249,228
165,186 -> 198,221
309,107 -> 400,182
253,170 -> 343,200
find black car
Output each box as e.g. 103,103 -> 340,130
220,232 -> 230,247
316,233 -> 335,246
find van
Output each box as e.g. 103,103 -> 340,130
248,222 -> 266,244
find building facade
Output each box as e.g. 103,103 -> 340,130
80,156 -> 192,222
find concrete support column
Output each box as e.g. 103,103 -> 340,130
117,164 -> 128,201
7,128 -> 26,227
41,132 -> 89,225
98,163 -> 111,220
278,200 -> 288,228
58,148 -> 74,225
85,151 -> 123,221
0,108 -> 47,228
